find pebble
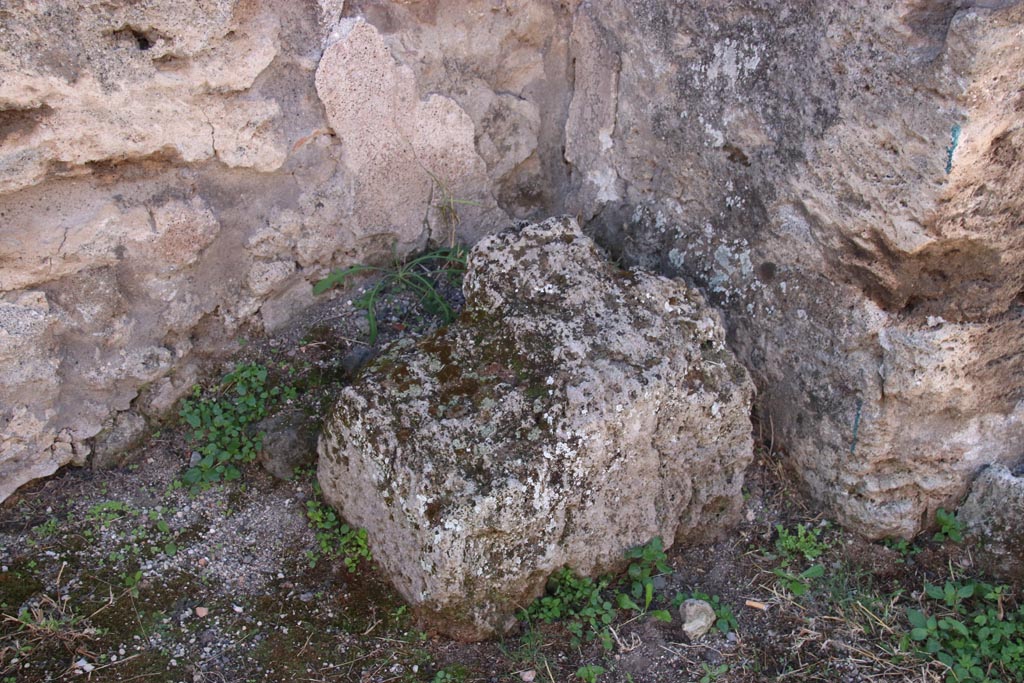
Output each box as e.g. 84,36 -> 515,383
680,598 -> 716,640
232,604 -> 244,613
195,606 -> 209,618
520,670 -> 537,682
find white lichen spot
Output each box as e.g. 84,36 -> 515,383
668,248 -> 685,270
704,122 -> 725,148
714,245 -> 733,271
705,38 -> 762,89
738,251 -> 753,276
588,167 -> 620,203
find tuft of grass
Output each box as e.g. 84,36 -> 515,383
313,246 -> 468,345
30,518 -> 60,539
0,563 -> 111,666
423,170 -> 480,248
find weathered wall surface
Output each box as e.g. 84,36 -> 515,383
564,0 -> 1024,537
0,0 -> 573,501
1,0 -> 1022,541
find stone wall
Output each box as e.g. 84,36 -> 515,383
0,0 -> 572,501
562,0 -> 1024,537
2,0 -> 1022,539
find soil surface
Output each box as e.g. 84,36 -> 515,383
1,268 -> 1016,683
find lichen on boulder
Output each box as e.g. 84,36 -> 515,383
317,216 -> 755,640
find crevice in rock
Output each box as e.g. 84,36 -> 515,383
110,24 -> 167,52
0,104 -> 52,145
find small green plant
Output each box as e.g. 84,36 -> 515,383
769,523 -> 829,597
698,663 -> 729,683
527,567 -> 616,650
304,482 -> 371,572
576,664 -> 606,683
121,569 -> 143,598
882,537 -> 922,561
932,508 -> 964,544
86,500 -> 130,526
773,564 -> 826,597
674,592 -> 738,636
313,245 -> 468,345
147,510 -> 178,557
179,363 -> 294,489
906,580 -> 1024,682
431,665 -> 467,683
31,517 -> 60,538
775,523 -> 831,563
499,618 -> 549,675
525,538 -> 674,652
616,537 -> 673,622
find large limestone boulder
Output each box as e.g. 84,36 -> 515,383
318,217 -> 754,639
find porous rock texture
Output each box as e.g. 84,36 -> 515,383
1,0 -> 1022,544
562,1 -> 1024,538
317,217 -> 755,639
957,465 -> 1024,582
1,0 -> 567,500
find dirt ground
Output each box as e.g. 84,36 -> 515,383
1,270 -> 1017,683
